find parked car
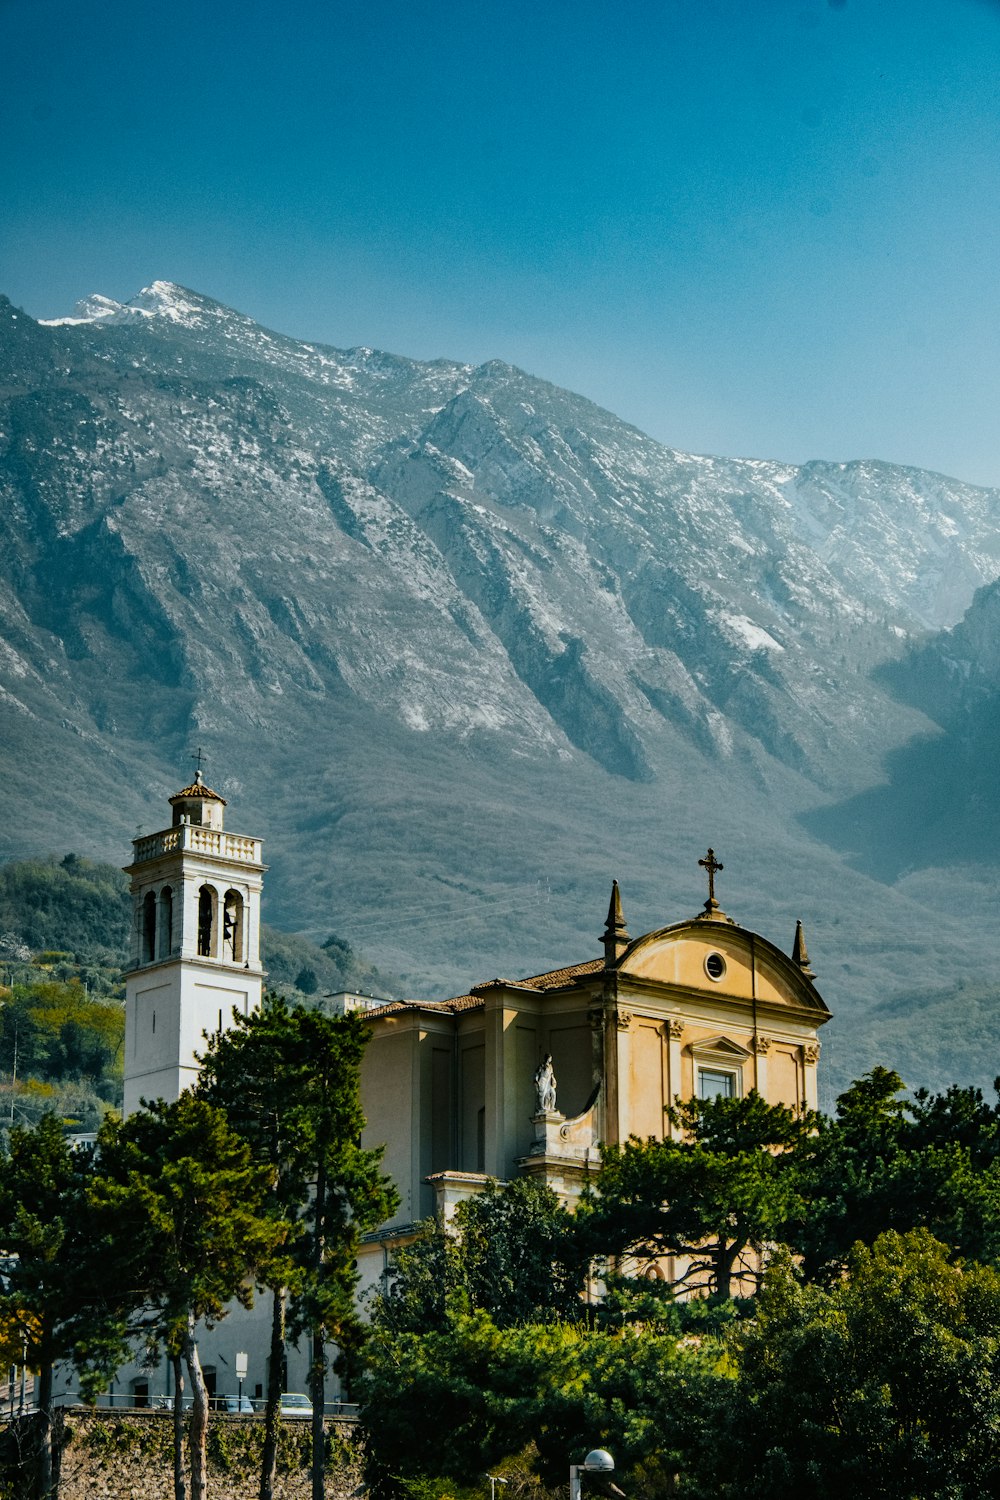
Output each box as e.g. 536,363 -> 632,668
224,1394 -> 255,1414
278,1392 -> 312,1419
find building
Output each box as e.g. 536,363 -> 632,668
356,852 -> 829,1295
115,780 -> 830,1401
123,771 -> 265,1116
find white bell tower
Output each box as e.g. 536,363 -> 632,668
123,771 -> 266,1116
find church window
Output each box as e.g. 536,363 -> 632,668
698,1067 -> 737,1100
158,886 -> 174,959
704,952 -> 727,982
141,891 -> 157,964
222,890 -> 244,963
198,885 -> 217,958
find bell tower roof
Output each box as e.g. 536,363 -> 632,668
168,769 -> 227,830
168,770 -> 227,806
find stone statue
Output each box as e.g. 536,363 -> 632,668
534,1053 -> 557,1114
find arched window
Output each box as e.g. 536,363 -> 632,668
158,886 -> 174,959
141,891 -> 157,964
222,890 -> 244,963
198,885 -> 218,958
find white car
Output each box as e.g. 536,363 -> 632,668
279,1392 -> 313,1419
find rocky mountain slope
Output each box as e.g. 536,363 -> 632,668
4,280 -> 1000,1099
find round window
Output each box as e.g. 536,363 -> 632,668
704,952 -> 727,982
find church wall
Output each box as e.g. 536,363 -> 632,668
768,1045 -> 803,1107
624,1020 -> 667,1139
515,1023 -> 538,1158
417,1020 -> 458,1219
545,1022 -> 591,1118
458,1042 -> 485,1172
361,1027 -> 421,1227
430,1045 -> 453,1175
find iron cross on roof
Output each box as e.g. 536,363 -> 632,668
190,747 -> 208,775
698,848 -> 723,911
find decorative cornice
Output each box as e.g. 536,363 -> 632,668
616,1009 -> 632,1031
668,1018 -> 685,1040
803,1043 -> 821,1065
753,1034 -> 772,1055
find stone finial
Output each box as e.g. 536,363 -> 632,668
602,880 -> 631,966
792,919 -> 815,979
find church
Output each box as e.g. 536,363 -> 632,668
118,773 -> 830,1400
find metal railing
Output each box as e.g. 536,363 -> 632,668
49,1392 -> 359,1420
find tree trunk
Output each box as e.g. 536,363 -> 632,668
36,1358 -> 54,1500
309,1139 -> 331,1500
715,1240 -> 742,1301
182,1315 -> 209,1500
310,1328 -> 325,1500
171,1351 -> 186,1500
259,1286 -> 285,1500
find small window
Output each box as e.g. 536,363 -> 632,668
698,1067 -> 737,1100
704,952 -> 727,982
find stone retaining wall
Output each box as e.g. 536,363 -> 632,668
2,1410 -> 364,1500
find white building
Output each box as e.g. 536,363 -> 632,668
123,772 -> 265,1116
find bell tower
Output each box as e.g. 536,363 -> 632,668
122,771 -> 266,1116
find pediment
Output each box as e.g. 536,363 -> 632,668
689,1034 -> 753,1060
617,919 -> 829,1016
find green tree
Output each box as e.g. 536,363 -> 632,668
371,1176 -> 584,1334
793,1070 -> 1000,1279
91,1094 -> 286,1500
197,996 -> 397,1500
0,1115 -> 130,1500
361,1306 -> 719,1498
692,1230 -> 1000,1500
582,1092 -> 815,1299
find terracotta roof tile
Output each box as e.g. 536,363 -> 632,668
169,776 -> 226,804
516,958 -> 604,990
365,963 -> 603,1023
365,994 -> 485,1020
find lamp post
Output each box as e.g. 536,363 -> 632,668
569,1449 -> 614,1500
488,1476 -> 508,1500
235,1351 -> 248,1411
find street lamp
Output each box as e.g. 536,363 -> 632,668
235,1352 -> 248,1412
569,1449 -> 614,1500
488,1476 -> 508,1500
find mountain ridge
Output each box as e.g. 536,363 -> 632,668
4,280 -> 1000,1099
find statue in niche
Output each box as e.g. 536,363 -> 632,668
534,1053 -> 557,1114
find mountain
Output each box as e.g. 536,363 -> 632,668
4,279 -> 1000,1100
807,578 -> 1000,881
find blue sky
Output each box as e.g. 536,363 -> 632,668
3,0 -> 1000,484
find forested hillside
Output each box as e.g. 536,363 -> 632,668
0,854 -> 396,1135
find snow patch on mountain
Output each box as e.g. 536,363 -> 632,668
718,614 -> 785,654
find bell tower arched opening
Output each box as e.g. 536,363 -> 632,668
223,890 -> 244,964
158,886 -> 174,960
141,891 -> 157,965
197,884 -> 218,958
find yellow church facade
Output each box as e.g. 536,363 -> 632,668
357,858 -> 829,1288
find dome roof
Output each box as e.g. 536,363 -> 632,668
168,770 -> 227,805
